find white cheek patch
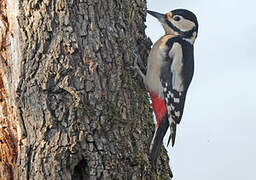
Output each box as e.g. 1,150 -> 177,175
172,19 -> 195,32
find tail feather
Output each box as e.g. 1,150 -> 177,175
149,115 -> 169,168
167,120 -> 177,147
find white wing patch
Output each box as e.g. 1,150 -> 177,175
173,97 -> 180,103
174,111 -> 180,117
169,43 -> 184,92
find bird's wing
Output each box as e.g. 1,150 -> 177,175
160,42 -> 187,146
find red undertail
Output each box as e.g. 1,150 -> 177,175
149,92 -> 167,126
149,92 -> 169,169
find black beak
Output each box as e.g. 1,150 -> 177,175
147,10 -> 166,21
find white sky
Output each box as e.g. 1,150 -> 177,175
146,0 -> 256,180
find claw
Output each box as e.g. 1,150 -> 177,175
132,52 -> 138,60
130,53 -> 138,78
131,52 -> 146,80
133,52 -> 146,70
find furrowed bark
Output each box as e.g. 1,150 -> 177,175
0,0 -> 172,179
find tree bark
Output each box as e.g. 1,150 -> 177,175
0,0 -> 172,179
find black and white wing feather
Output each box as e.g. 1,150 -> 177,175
160,40 -> 194,146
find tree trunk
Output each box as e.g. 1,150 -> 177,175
0,0 -> 171,179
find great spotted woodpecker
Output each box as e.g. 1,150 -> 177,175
133,9 -> 198,166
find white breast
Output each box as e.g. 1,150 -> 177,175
144,38 -> 168,97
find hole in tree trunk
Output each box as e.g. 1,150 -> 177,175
72,158 -> 89,180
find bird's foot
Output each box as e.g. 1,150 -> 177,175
131,52 -> 146,79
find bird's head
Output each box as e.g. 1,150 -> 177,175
147,9 -> 198,44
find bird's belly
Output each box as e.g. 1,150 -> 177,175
144,72 -> 163,97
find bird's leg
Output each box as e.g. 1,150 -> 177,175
134,52 -> 147,70
131,52 -> 146,80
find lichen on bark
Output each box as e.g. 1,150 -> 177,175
0,0 -> 172,179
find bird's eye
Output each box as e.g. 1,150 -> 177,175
173,16 -> 181,21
